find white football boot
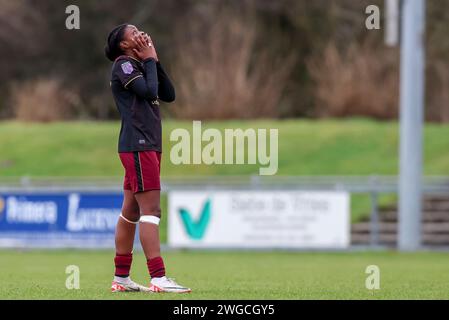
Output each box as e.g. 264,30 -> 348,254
111,277 -> 151,293
149,276 -> 191,293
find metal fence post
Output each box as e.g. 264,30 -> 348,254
398,0 -> 425,251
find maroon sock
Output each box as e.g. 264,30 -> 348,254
114,253 -> 132,277
147,256 -> 166,278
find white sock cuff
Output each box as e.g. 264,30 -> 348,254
139,215 -> 160,225
119,214 -> 139,225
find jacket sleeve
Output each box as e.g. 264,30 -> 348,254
156,61 -> 176,103
114,58 -> 142,88
127,58 -> 159,101
113,57 -> 166,102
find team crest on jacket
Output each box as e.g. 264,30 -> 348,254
121,61 -> 134,75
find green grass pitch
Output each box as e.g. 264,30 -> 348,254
1,250 -> 449,299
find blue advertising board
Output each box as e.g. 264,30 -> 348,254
0,192 -> 125,248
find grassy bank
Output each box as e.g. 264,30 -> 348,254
1,119 -> 449,176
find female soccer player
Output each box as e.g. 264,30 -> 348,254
105,24 -> 190,293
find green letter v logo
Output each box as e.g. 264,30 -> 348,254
179,199 -> 211,240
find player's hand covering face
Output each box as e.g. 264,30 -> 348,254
120,25 -> 158,61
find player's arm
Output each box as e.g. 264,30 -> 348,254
127,35 -> 161,101
156,62 -> 175,103
127,58 -> 159,101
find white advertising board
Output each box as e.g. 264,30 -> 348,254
168,191 -> 350,249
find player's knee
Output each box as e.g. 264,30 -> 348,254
141,206 -> 161,218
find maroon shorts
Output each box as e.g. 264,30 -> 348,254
119,151 -> 162,193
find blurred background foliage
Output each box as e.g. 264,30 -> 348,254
0,0 -> 448,122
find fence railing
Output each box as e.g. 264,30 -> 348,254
2,175 -> 449,191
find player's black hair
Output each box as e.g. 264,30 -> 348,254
105,24 -> 129,62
